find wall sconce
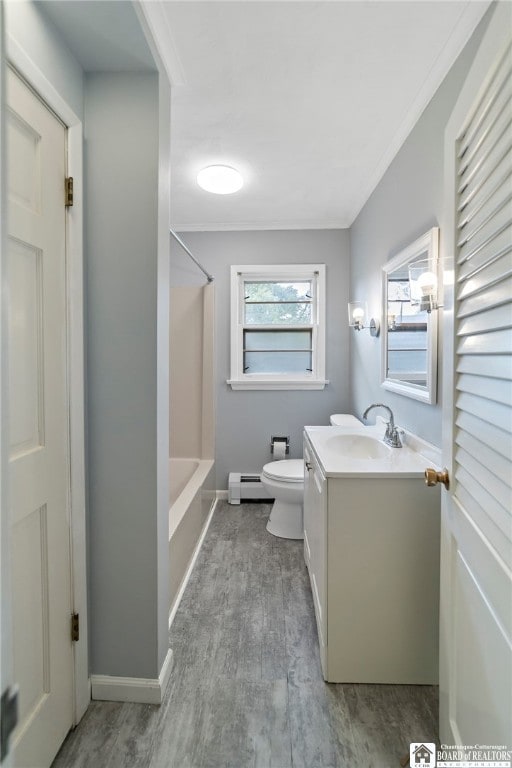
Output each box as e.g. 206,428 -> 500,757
408,259 -> 439,312
348,301 -> 380,336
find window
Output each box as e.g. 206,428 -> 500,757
229,264 -> 327,390
386,277 -> 428,385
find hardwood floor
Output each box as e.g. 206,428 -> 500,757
52,501 -> 439,768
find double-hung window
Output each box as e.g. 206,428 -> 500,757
229,264 -> 327,390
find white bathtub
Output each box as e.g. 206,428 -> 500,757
168,458 -> 215,614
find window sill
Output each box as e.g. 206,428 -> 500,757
227,379 -> 329,391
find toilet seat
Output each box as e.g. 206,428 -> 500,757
262,459 -> 304,483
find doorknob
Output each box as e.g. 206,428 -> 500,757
425,467 -> 450,490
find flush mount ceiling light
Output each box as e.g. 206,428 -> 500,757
197,165 -> 243,195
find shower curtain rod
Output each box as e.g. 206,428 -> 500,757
170,229 -> 214,283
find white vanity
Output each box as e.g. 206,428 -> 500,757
303,422 -> 440,684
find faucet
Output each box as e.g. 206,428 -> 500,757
363,403 -> 402,448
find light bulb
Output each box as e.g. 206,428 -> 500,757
352,307 -> 365,321
417,270 -> 437,296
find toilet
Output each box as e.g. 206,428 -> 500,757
261,458 -> 305,539
261,413 -> 361,539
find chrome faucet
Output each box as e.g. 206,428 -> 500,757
363,403 -> 402,448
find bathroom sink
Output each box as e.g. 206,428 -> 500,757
324,433 -> 391,459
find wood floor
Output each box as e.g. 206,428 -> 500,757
52,501 -> 439,768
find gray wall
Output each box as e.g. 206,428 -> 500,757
85,71 -> 168,679
349,10 -> 491,447
154,70 -> 172,675
171,229 -> 351,487
5,0 -> 84,119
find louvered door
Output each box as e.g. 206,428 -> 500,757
440,13 -> 511,746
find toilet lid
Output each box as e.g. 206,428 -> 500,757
330,413 -> 361,427
262,459 -> 304,483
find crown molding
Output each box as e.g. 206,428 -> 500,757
171,219 -> 349,232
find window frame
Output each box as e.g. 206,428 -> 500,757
228,264 -> 327,390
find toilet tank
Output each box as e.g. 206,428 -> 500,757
329,414 -> 361,427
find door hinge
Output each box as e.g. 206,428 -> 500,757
71,612 -> 80,642
1,686 -> 19,761
65,176 -> 74,207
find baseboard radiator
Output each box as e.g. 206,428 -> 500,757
228,473 -> 273,504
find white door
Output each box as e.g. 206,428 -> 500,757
0,7 -> 15,767
439,8 -> 511,747
7,67 -> 74,768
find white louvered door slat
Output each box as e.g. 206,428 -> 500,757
454,480 -> 510,567
459,189 -> 512,245
457,275 -> 512,316
457,45 -> 512,160
456,390 -> 511,427
458,157 -> 512,212
457,353 -> 512,377
455,431 -> 511,481
457,372 -> 512,403
457,328 -> 511,355
455,447 -> 510,511
457,218 -> 512,266
440,11 -> 512,747
458,253 -> 511,302
458,168 -> 511,229
455,409 -> 512,456
457,304 -> 512,336
457,139 -> 512,204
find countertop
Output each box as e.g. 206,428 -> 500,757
304,423 -> 438,479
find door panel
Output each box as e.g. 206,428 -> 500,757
8,238 -> 44,456
449,505 -> 512,743
11,504 -> 50,726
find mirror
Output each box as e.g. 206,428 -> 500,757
381,228 -> 439,404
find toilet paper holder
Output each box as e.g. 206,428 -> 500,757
271,436 -> 289,455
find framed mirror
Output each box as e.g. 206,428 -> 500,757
381,228 -> 439,404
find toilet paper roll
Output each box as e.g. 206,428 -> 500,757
272,441 -> 287,460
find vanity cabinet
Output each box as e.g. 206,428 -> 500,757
303,431 -> 440,684
303,438 -> 327,670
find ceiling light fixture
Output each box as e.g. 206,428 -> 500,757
197,165 -> 243,195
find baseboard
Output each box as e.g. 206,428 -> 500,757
216,489 -> 228,500
168,497 -> 218,628
91,647 -> 173,705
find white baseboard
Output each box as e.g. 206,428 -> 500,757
168,497 -> 218,628
91,647 -> 173,705
216,489 -> 228,500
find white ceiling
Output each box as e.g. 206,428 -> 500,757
147,0 -> 489,231
43,1 -> 490,232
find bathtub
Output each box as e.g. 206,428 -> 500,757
168,458 -> 215,615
